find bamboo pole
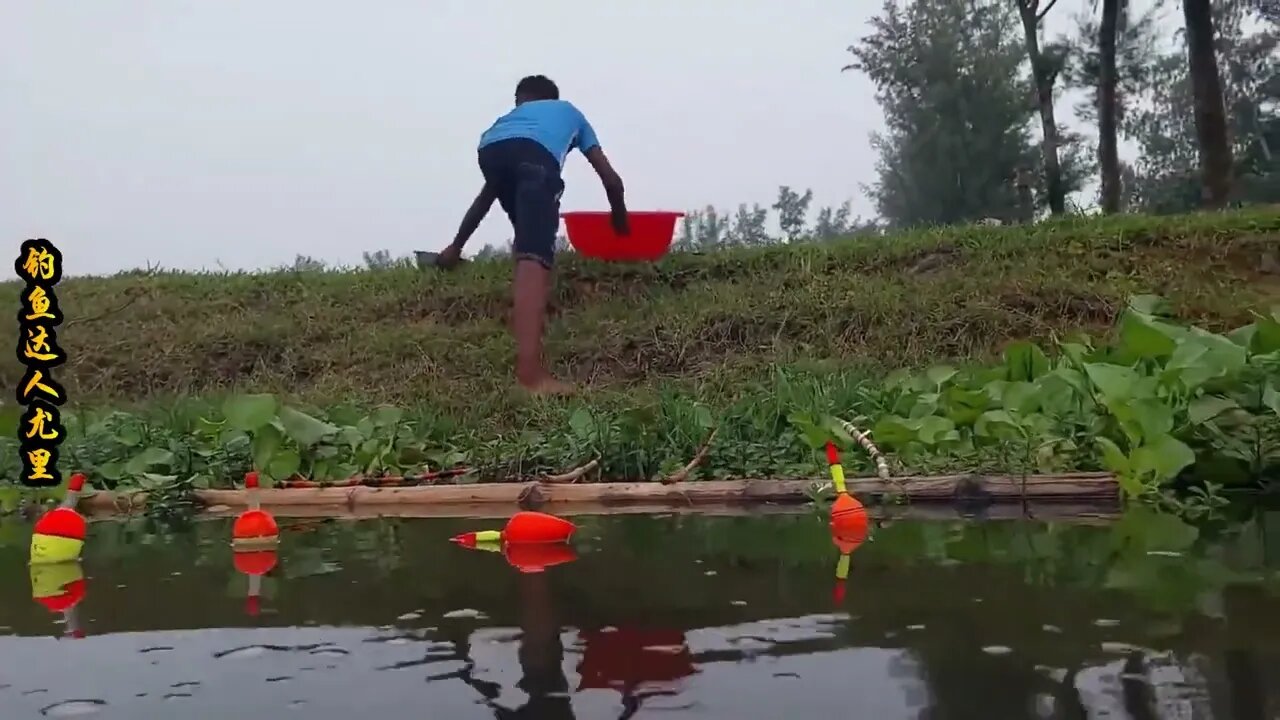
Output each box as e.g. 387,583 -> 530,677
175,501 -> 1120,523
76,472 -> 1118,513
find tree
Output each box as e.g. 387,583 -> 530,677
812,201 -> 855,240
845,0 -> 1053,227
1125,0 -> 1277,212
1066,0 -> 1159,212
1013,0 -> 1071,215
1183,0 -> 1235,207
1097,0 -> 1123,212
676,206 -> 733,249
727,203 -> 770,245
772,186 -> 814,241
291,254 -> 326,271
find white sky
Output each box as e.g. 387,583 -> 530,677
2,0 -> 1169,276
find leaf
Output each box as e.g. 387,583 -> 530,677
125,447 -> 175,475
1118,309 -> 1179,358
277,406 -> 337,448
693,404 -> 715,430
1084,363 -> 1139,402
115,424 -> 143,447
975,410 -> 1022,440
786,413 -> 827,449
1250,311 -> 1280,354
1187,395 -> 1240,425
268,449 -> 302,480
1264,383 -> 1280,418
370,405 -> 404,428
1127,294 -> 1171,316
1130,434 -> 1197,483
1094,437 -> 1130,475
1227,323 -> 1257,348
915,415 -> 957,445
822,415 -> 858,446
871,415 -> 918,446
925,365 -> 957,387
568,407 -> 595,441
223,394 -> 279,432
1164,341 -> 1212,390
1000,381 -> 1039,416
252,424 -> 283,471
941,385 -> 990,425
1131,399 -> 1174,441
97,462 -> 124,481
1003,341 -> 1050,382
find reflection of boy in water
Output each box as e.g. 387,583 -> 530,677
506,571 -> 575,720
577,625 -> 696,714
507,573 -> 696,719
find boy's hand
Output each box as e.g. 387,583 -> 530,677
436,243 -> 463,270
611,209 -> 630,237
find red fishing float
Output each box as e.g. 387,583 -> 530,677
502,542 -> 579,573
825,442 -> 869,538
234,549 -> 278,617
450,511 -> 577,547
30,473 -> 88,565
232,471 -> 279,550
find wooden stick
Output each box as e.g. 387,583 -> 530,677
661,427 -> 719,485
540,458 -> 599,484
75,472 -> 1118,511
837,419 -> 892,480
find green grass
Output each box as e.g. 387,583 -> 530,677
4,209 -> 1278,425
2,209 -> 1279,492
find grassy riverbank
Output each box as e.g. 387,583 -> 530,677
2,209 -> 1279,497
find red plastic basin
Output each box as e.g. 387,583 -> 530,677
561,211 -> 684,262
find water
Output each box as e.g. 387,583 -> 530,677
1,507 -> 1280,719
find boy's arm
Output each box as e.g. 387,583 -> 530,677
450,182 -> 498,250
583,146 -> 629,235
576,113 -> 629,236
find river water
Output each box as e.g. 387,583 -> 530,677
1,507 -> 1279,719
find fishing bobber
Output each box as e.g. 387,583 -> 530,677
465,540 -> 579,574
232,471 -> 279,550
30,473 -> 88,565
30,561 -> 87,639
233,549 -> 278,617
503,542 -> 579,574
825,442 -> 869,537
449,511 -> 577,548
830,493 -> 869,537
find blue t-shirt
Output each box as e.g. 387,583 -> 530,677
477,99 -> 600,168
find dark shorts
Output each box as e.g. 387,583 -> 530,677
478,138 -> 564,269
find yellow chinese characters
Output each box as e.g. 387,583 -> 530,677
14,239 -> 66,488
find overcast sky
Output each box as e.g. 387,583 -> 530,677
2,0 -> 1166,277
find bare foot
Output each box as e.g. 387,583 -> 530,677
520,375 -> 576,396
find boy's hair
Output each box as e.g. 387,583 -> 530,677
515,75 -> 560,102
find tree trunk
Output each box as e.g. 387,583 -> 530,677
1017,1 -> 1066,216
1098,0 -> 1123,213
1182,0 -> 1234,207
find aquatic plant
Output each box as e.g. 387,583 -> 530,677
863,295 -> 1280,504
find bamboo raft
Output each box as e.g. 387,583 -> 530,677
76,472 -> 1118,515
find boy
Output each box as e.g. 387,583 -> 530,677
437,75 -> 629,396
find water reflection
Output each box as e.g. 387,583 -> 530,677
0,508 -> 1277,718
29,561 -> 86,639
